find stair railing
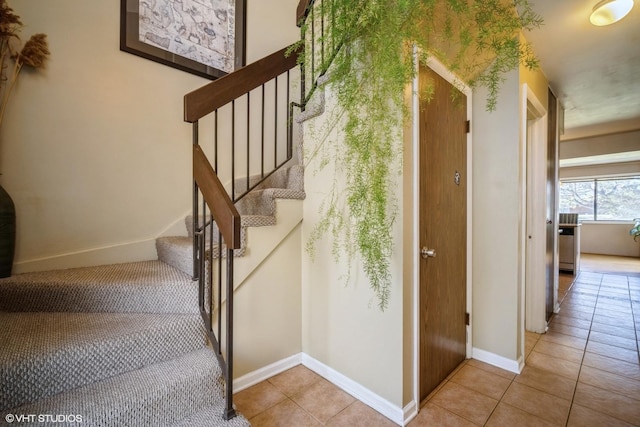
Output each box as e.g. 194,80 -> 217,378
185,46 -> 301,204
297,0 -> 344,105
183,1 -> 340,419
184,45 -> 302,420
192,143 -> 240,420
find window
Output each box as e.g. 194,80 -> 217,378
559,177 -> 640,221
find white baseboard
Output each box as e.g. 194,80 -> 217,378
472,347 -> 522,374
402,400 -> 419,425
232,352 -> 417,426
233,353 -> 303,393
301,354 -> 409,426
13,239 -> 158,274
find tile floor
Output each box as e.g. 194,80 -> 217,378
235,260 -> 640,426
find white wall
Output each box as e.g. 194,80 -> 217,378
471,70 -> 522,364
560,161 -> 640,180
234,224 -> 303,378
301,82 -> 405,409
4,0 -> 299,273
580,222 -> 640,258
560,129 -> 640,159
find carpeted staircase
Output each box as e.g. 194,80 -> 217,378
0,260 -> 249,426
0,164 -> 306,426
156,164 -> 305,276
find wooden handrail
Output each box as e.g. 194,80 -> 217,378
296,0 -> 313,25
193,145 -> 241,249
184,45 -> 301,123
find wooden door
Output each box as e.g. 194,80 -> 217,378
419,65 -> 468,400
545,89 -> 558,320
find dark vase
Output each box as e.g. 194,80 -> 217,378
0,184 -> 15,278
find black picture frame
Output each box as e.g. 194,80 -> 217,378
120,0 -> 246,80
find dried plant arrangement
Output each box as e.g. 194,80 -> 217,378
0,0 -> 50,126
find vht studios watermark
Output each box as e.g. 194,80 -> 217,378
4,414 -> 83,423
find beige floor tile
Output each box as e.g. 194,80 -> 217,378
532,339 -> 584,364
449,364 -> 512,400
568,291 -> 599,300
575,272 -> 603,282
562,294 -> 597,306
589,321 -> 637,340
525,340 -> 537,360
573,382 -> 640,426
592,314 -> 636,329
596,299 -> 632,312
465,358 -> 517,380
408,402 -> 476,427
572,277 -> 601,286
525,330 -> 542,342
579,365 -> 640,400
547,322 -> 589,339
234,381 -> 287,419
485,402 -> 557,427
563,292 -> 598,302
567,404 -> 636,427
326,401 -> 396,427
586,341 -> 640,365
550,314 -> 592,330
446,359 -> 469,380
249,399 -> 321,427
268,365 -> 322,397
570,286 -> 600,295
588,331 -> 638,351
422,378 -> 449,403
582,352 -> 640,381
291,378 -> 355,423
429,381 -> 498,425
539,331 -> 587,350
599,283 -> 631,291
514,365 -> 577,400
525,332 -> 541,359
501,382 -> 571,426
600,283 -> 631,291
594,308 -> 635,324
560,304 -> 596,317
526,351 -> 582,380
556,308 -> 594,322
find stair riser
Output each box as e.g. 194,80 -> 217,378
0,285 -> 198,313
6,349 -> 241,426
0,262 -> 198,314
0,313 -> 206,410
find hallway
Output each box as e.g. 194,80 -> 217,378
235,256 -> 640,426
412,263 -> 640,426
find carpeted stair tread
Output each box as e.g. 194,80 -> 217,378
6,347 -> 249,427
160,164 -> 305,274
0,261 -> 197,313
160,213 -> 275,275
0,312 -> 206,410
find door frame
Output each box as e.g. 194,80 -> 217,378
519,83 -> 548,339
411,52 -> 473,405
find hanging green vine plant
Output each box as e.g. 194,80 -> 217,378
294,0 -> 543,310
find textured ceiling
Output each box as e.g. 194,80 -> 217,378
523,0 -> 640,137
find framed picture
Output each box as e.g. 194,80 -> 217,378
120,0 -> 246,80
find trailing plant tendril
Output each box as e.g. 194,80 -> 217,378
297,0 -> 543,310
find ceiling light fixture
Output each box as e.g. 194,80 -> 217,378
590,0 -> 634,26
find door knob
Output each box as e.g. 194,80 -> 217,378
421,247 -> 436,259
